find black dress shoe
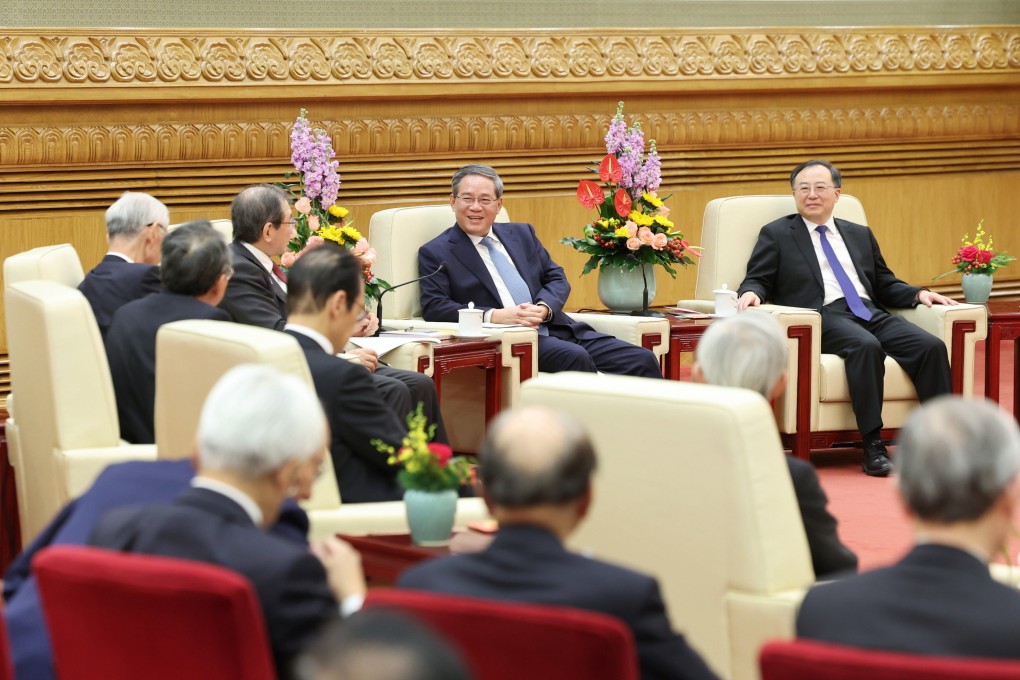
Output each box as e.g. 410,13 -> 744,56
862,441 -> 894,477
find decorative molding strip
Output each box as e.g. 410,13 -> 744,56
1,28 -> 1019,88
3,104 -> 1019,165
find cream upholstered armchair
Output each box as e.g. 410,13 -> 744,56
519,372 -> 813,680
154,319 -> 488,541
3,243 -> 85,289
4,281 -> 157,543
679,195 -> 986,459
369,204 -> 669,449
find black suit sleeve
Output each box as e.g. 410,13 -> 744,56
262,552 -> 339,676
787,457 -> 858,578
863,227 -> 920,309
323,362 -> 407,473
418,239 -> 463,322
737,225 -> 779,303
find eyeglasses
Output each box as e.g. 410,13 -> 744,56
455,195 -> 498,207
794,184 -> 836,196
148,221 -> 168,234
355,301 -> 368,322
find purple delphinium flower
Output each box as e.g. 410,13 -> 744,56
618,123 -> 645,192
639,140 -> 662,192
290,110 -> 342,207
604,101 -> 627,155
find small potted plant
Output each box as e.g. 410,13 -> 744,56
374,405 -> 474,546
933,220 -> 1014,303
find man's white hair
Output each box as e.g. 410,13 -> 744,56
105,191 -> 169,240
198,364 -> 326,478
695,311 -> 787,398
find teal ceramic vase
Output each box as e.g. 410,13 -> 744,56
598,264 -> 656,313
404,489 -> 458,546
961,272 -> 992,303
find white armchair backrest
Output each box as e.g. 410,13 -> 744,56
694,194 -> 868,300
168,219 -> 233,244
519,372 -> 813,678
4,243 -> 85,288
155,319 -> 342,509
370,205 -> 510,318
5,281 -> 120,538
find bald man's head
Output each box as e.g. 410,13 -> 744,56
479,407 -> 596,508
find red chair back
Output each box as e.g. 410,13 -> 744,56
761,639 -> 1020,680
0,603 -> 13,680
33,545 -> 276,680
365,589 -> 639,680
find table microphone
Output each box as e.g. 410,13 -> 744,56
373,262 -> 447,337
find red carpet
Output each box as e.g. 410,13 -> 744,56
815,339 -> 1016,571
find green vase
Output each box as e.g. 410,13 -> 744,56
404,489 -> 458,546
961,272 -> 992,303
598,264 -> 657,313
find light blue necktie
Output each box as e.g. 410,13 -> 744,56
815,225 -> 873,321
480,236 -> 548,335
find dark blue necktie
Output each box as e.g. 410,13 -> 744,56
815,225 -> 872,321
480,236 -> 548,335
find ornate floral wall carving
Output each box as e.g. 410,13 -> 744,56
2,104 -> 1018,166
1,29 -> 1018,87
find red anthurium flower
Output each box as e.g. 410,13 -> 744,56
614,188 -> 632,217
428,442 -> 453,467
577,180 -> 605,210
598,154 -> 623,183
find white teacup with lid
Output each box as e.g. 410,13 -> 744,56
458,302 -> 484,336
714,284 -> 738,317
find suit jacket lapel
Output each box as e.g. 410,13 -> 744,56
448,226 -> 502,304
233,241 -> 287,304
789,217 -> 824,290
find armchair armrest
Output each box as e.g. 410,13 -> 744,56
755,306 -> 822,435
890,303 -> 987,396
674,299 -> 715,314
567,313 -> 670,361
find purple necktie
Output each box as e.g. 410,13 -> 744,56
815,225 -> 872,321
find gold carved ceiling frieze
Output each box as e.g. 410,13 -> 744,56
0,28 -> 1018,90
2,104 -> 1019,166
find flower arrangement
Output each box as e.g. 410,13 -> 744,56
560,102 -> 700,277
374,405 -> 474,492
934,220 -> 1015,279
278,109 -> 389,301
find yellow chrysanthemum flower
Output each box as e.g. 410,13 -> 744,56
653,215 -> 675,229
317,225 -> 345,245
628,210 -> 654,227
614,226 -> 631,238
642,192 -> 663,207
328,205 -> 349,218
341,225 -> 363,241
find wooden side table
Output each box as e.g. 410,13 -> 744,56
416,338 -> 504,424
984,301 -> 1020,422
340,533 -> 449,585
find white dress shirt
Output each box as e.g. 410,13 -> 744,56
241,241 -> 287,292
284,323 -> 334,354
802,216 -> 871,306
106,252 -> 133,263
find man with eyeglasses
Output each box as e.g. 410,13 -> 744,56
418,164 -> 662,377
79,191 -> 168,338
737,159 -> 957,477
105,220 -> 233,444
283,246 -> 412,503
223,183 -> 449,446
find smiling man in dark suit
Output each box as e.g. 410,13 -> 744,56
398,406 -> 719,680
283,245 -> 409,503
796,396 -> 1020,659
737,159 -> 957,477
418,164 -> 661,378
78,191 -> 167,337
105,219 -> 232,443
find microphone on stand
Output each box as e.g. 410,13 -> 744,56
373,262 -> 447,337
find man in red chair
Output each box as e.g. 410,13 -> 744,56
796,396 -> 1020,659
89,365 -> 367,679
398,406 -> 719,680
